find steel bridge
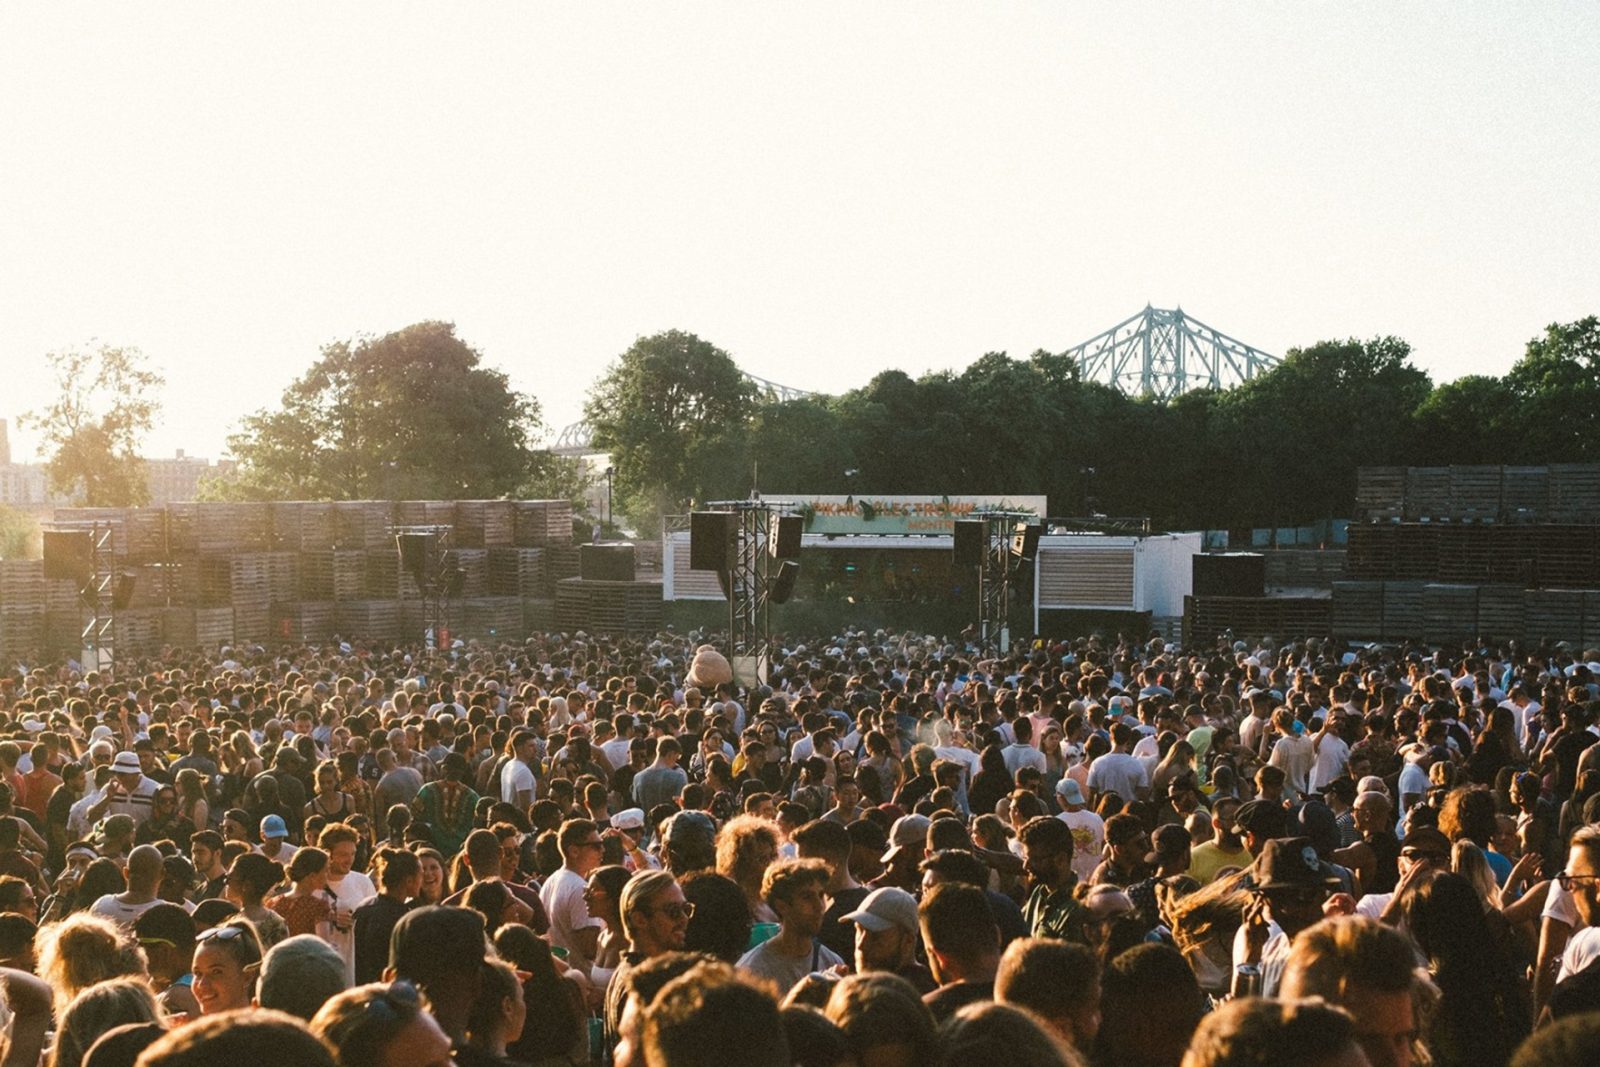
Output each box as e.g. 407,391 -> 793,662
1064,305 -> 1279,401
548,307 -> 1277,454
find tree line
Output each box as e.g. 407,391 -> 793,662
22,315 -> 1600,535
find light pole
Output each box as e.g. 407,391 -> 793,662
605,465 -> 614,536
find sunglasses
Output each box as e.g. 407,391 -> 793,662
1556,872 -> 1600,891
644,902 -> 696,921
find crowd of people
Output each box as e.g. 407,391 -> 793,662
0,626 -> 1597,1067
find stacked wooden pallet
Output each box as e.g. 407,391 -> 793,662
1262,549 -> 1347,590
555,578 -> 664,634
1502,467 -> 1550,521
1423,584 -> 1479,644
489,548 -> 545,597
114,609 -> 164,654
522,598 -> 556,632
270,502 -> 336,552
1355,467 -> 1406,521
455,597 -> 523,640
1527,589 -> 1586,643
1182,595 -> 1332,645
1448,466 -> 1502,521
1330,581 -> 1383,638
271,601 -> 336,643
1550,465 -> 1600,523
335,600 -> 400,643
300,551 -> 367,601
514,501 -> 573,546
393,500 -> 458,527
1477,585 -> 1527,641
455,501 -> 515,547
541,545 -> 581,596
1381,583 -> 1426,641
162,606 -> 235,649
0,560 -> 46,655
1404,468 -> 1451,522
333,501 -> 394,550
452,549 -> 490,597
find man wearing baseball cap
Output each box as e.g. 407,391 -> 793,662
841,886 -> 935,993
1235,837 -> 1343,997
1055,778 -> 1104,884
610,808 -> 660,871
258,814 -> 298,865
870,814 -> 930,893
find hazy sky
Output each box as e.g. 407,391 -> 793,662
3,4 -> 1597,463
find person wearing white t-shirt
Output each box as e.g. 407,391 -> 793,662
1002,719 -> 1048,777
1266,710 -> 1316,804
1054,779 -> 1105,884
1309,711 -> 1352,794
1087,723 -> 1150,804
1544,826 -> 1600,1004
500,730 -> 539,808
320,824 -> 377,983
89,844 -> 167,929
540,819 -> 606,975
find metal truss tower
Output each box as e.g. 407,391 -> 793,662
1066,305 -> 1279,400
78,524 -> 117,671
975,511 -> 1032,654
708,498 -> 795,684
393,525 -> 454,649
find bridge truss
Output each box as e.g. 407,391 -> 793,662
551,370 -> 813,456
1066,305 -> 1279,400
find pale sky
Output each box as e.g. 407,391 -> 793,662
3,3 -> 1597,464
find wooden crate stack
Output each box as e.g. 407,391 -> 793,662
0,560 -> 46,658
162,606 -> 236,649
1423,584 -> 1479,644
514,501 -> 572,546
1381,582 -> 1426,641
1502,467 -> 1550,522
1355,467 -> 1406,521
1182,595 -> 1332,645
455,501 -> 515,548
300,551 -> 367,601
271,502 -> 336,551
114,609 -> 164,655
489,548 -> 545,597
1330,581 -> 1383,639
333,501 -> 395,550
554,577 -> 663,634
272,601 -> 336,643
1527,590 -> 1586,643
455,597 -> 523,640
336,600 -> 400,643
452,549 -> 490,597
1448,466 -> 1502,521
1550,465 -> 1600,523
38,498 -> 579,650
1477,585 -> 1527,641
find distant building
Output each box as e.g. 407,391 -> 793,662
144,450 -> 235,504
0,420 -> 233,506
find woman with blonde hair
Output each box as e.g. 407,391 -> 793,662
715,815 -> 782,923
34,913 -> 147,1014
1452,839 -> 1503,910
174,768 -> 210,833
50,976 -> 161,1067
225,731 -> 264,783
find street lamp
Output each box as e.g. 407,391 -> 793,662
605,465 -> 614,536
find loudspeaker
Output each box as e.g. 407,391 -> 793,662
769,514 -> 803,560
396,532 -> 437,579
42,530 -> 94,583
113,573 -> 137,610
953,520 -> 985,567
580,543 -> 635,582
1192,553 -> 1266,598
690,511 -> 733,572
769,559 -> 801,604
1010,522 -> 1042,563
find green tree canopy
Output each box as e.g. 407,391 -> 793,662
22,343 -> 164,506
584,330 -> 757,525
212,321 -> 544,501
1504,316 -> 1600,461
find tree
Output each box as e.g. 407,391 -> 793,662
584,330 -> 757,525
22,343 -> 164,506
1410,374 -> 1517,466
1503,316 -> 1600,461
211,321 -> 542,500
